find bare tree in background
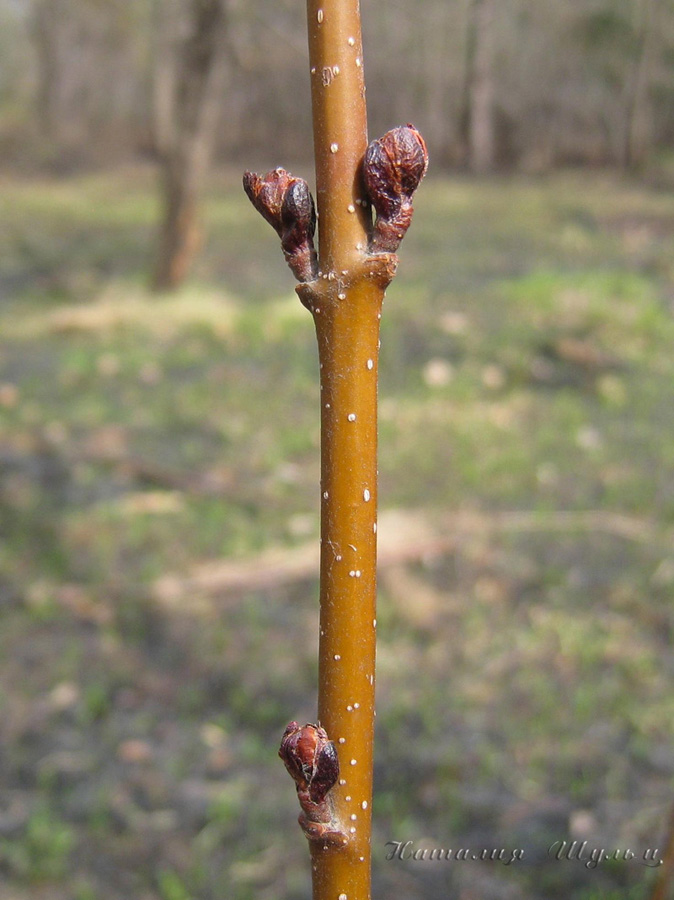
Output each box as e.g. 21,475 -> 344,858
462,0 -> 496,173
622,0 -> 657,169
31,0 -> 70,144
27,0 -> 153,162
152,0 -> 228,292
6,0 -> 674,177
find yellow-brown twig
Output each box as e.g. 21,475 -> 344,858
302,5 -> 385,896
244,3 -> 426,897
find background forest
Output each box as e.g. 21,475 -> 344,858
1,2 -> 674,900
2,0 -> 674,174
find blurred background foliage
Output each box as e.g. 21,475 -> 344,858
1,1 -> 674,900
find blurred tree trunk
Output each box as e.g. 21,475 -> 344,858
419,1 -> 453,163
462,0 -> 496,173
152,0 -> 227,292
152,0 -> 181,161
31,0 -> 65,142
622,0 -> 656,170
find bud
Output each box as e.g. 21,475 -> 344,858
362,124 -> 428,253
279,721 -> 346,845
243,168 -> 291,234
243,169 -> 318,282
279,721 -> 339,803
280,179 -> 318,282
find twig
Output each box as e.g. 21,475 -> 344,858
242,1 -> 427,896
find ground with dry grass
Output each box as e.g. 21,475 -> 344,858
1,167 -> 673,900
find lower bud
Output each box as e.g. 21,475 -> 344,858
279,721 -> 347,846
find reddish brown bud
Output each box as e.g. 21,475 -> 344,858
243,168 -> 290,235
279,720 -> 346,845
243,169 -> 318,282
362,124 -> 428,253
279,721 -> 339,803
281,179 -> 318,282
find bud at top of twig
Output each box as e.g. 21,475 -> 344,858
362,124 -> 428,253
243,168 -> 318,282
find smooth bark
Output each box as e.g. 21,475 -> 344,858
301,3 -> 379,897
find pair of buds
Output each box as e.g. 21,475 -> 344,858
243,125 -> 428,283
